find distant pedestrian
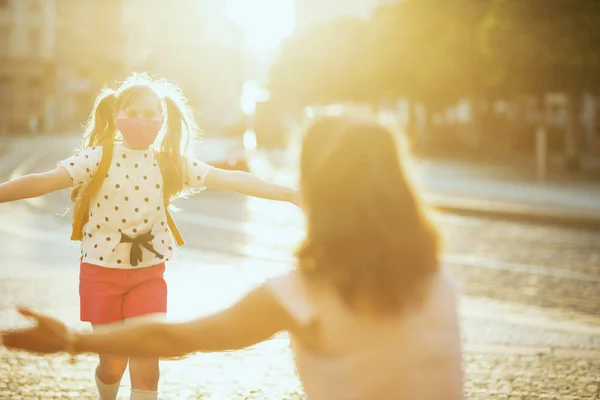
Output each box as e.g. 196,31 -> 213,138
2,115 -> 463,399
0,72 -> 299,400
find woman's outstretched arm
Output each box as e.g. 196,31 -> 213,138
2,285 -> 296,359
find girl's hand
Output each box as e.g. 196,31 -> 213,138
204,168 -> 301,205
1,307 -> 70,354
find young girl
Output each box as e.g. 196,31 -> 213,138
0,73 -> 298,400
2,116 -> 464,399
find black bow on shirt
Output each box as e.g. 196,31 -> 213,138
120,231 -> 164,267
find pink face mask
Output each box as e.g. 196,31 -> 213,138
116,118 -> 162,150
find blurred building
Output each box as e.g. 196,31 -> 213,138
0,0 -> 56,134
295,0 -> 397,31
0,0 -> 124,134
53,0 -> 124,132
0,0 -> 271,135
54,0 -> 242,134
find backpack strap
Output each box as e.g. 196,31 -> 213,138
70,142 -> 185,248
165,206 -> 185,247
156,154 -> 185,247
70,141 -> 114,241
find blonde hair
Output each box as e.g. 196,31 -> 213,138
81,73 -> 202,203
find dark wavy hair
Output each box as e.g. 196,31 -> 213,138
296,116 -> 440,315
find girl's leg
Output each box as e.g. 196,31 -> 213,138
128,357 -> 160,398
80,263 -> 130,400
124,314 -> 165,400
95,354 -> 129,400
92,322 -> 129,400
123,265 -> 167,400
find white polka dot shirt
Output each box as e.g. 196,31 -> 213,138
59,143 -> 212,269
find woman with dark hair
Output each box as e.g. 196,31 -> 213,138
2,116 -> 464,399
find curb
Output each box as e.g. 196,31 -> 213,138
426,195 -> 600,231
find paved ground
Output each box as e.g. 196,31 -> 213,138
409,159 -> 600,216
1,136 -> 600,399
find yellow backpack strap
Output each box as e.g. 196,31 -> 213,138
154,152 -> 185,247
165,206 -> 185,247
71,141 -> 114,241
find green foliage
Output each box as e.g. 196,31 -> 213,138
269,0 -> 600,107
366,0 -> 493,104
268,17 -> 369,107
481,0 -> 600,94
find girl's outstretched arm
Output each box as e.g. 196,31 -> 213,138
0,167 -> 72,203
204,168 -> 299,205
1,285 -> 297,359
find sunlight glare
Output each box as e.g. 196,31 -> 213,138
225,0 -> 296,51
240,79 -> 270,115
243,130 -> 257,150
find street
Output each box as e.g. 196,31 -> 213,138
1,0 -> 599,396
0,145 -> 599,399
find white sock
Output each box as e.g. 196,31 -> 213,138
95,371 -> 121,400
130,389 -> 159,400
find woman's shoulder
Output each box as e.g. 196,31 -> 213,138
264,270 -> 318,326
438,265 -> 462,292
265,270 -> 310,299
422,267 -> 461,314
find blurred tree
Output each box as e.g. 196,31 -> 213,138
269,0 -> 600,163
365,0 -> 493,149
269,0 -> 493,110
481,0 -> 600,95
268,0 -> 495,155
268,17 -> 368,108
481,0 -> 600,168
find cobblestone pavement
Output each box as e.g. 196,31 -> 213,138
1,141 -> 600,399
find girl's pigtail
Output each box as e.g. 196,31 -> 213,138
158,96 -> 188,202
162,96 -> 185,155
82,89 -> 116,149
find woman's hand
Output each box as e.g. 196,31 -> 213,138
1,307 -> 70,354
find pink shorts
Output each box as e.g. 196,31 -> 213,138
79,262 -> 167,325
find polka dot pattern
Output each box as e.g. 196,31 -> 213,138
59,146 -> 102,188
58,143 -> 205,269
184,156 -> 212,191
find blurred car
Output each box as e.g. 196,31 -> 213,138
193,132 -> 250,172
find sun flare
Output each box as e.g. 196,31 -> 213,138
225,0 -> 296,51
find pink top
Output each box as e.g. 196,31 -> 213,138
265,269 -> 464,400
